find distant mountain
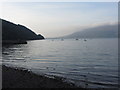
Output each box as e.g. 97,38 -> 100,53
63,24 -> 118,39
2,19 -> 45,40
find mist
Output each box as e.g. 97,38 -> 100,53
1,2 -> 118,38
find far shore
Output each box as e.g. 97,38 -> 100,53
2,40 -> 27,44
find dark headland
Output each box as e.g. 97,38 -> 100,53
1,19 -> 45,44
1,19 -> 79,88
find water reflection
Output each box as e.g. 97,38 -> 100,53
2,44 -> 29,64
2,38 -> 118,88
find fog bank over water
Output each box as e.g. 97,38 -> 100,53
61,23 -> 118,39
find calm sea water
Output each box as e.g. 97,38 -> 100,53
2,38 -> 118,88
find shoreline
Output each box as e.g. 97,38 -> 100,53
2,65 -> 118,89
2,65 -> 80,88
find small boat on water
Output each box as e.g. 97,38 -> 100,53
76,38 -> 79,40
61,39 -> 64,41
84,39 -> 87,41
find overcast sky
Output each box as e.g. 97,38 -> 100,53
1,2 -> 118,38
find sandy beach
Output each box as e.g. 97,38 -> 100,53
2,65 -> 80,88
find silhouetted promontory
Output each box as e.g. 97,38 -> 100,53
2,19 -> 45,42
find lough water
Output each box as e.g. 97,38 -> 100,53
2,38 -> 118,88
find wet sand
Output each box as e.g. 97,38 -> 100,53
2,65 -> 80,88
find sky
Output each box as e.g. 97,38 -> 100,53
1,2 -> 118,38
